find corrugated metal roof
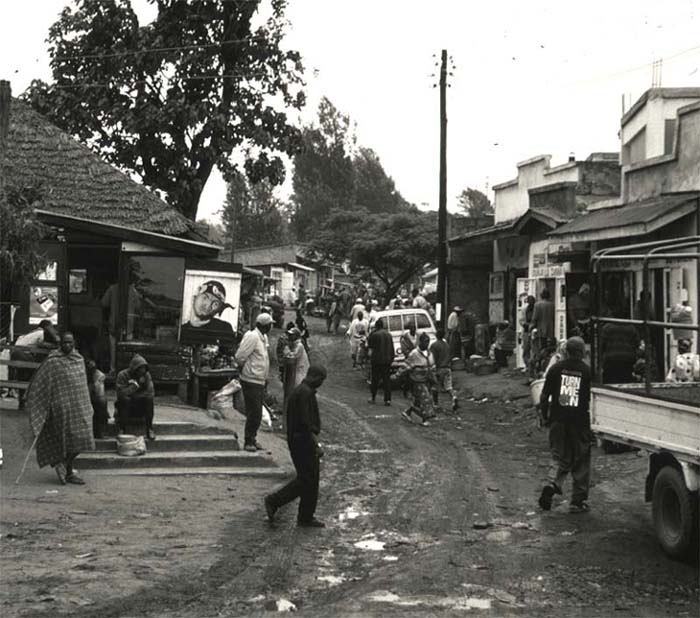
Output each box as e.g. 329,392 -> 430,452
448,220 -> 516,243
549,193 -> 699,237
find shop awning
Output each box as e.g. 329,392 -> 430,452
448,220 -> 517,245
288,262 -> 316,272
35,209 -> 222,257
547,193 -> 699,243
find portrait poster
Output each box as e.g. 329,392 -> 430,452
29,286 -> 59,324
180,267 -> 242,346
69,269 -> 87,294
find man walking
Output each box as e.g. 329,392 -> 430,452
430,328 -> 458,411
538,336 -> 592,513
446,306 -> 463,361
367,318 -> 395,406
264,365 -> 328,528
530,288 -> 555,377
235,313 -> 272,452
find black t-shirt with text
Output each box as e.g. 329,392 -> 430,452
540,357 -> 591,427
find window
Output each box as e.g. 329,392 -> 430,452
664,119 -> 676,155
402,314 -> 416,331
623,126 -> 646,165
126,256 -> 184,342
387,315 -> 403,332
416,313 -> 431,329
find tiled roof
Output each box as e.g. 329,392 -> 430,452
3,98 -> 195,237
549,193 -> 699,236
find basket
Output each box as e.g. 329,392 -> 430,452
530,378 -> 545,406
116,434 -> 147,457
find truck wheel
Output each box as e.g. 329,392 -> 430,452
652,466 -> 699,561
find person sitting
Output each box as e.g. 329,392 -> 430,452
115,354 -> 155,440
85,359 -> 108,439
666,339 -> 700,383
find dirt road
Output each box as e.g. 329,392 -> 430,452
1,317 -> 697,617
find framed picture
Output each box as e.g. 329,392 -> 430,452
29,286 -> 59,324
180,262 -> 242,346
35,261 -> 57,282
69,269 -> 87,294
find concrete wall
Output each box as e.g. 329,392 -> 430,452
624,103 -> 700,201
447,241 -> 491,322
621,90 -> 700,162
493,236 -> 529,271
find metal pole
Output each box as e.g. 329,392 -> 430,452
436,49 -> 448,327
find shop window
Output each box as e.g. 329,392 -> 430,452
127,256 -> 184,342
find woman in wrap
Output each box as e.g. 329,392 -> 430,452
27,332 -> 95,485
400,332 -> 437,427
283,328 -> 310,388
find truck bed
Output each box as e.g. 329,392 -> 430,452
590,383 -> 700,465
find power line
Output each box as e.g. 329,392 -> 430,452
52,34 -> 270,62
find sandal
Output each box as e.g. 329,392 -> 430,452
568,501 -> 589,513
66,472 -> 85,485
54,463 -> 67,485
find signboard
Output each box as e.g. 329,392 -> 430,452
29,286 -> 59,324
532,263 -> 571,278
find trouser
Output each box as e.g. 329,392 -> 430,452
267,436 -> 320,523
115,397 -> 154,432
91,395 -> 109,438
433,367 -> 456,405
522,331 -> 531,367
602,362 -> 634,384
241,380 -> 265,445
447,330 -> 461,359
547,422 -> 592,504
370,363 -> 392,402
332,313 -> 341,333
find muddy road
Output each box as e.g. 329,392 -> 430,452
1,317 -> 698,617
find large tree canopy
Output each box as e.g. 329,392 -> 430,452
311,207 -> 437,301
24,0 -> 306,221
457,187 -> 493,218
220,169 -> 288,252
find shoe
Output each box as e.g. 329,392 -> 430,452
384,401 -> 391,406
146,428 -> 156,441
401,411 -> 412,422
264,495 -> 277,522
367,398 -> 375,405
244,443 -> 258,452
538,485 -> 555,511
66,472 -> 85,485
54,463 -> 67,485
253,441 -> 264,451
297,518 -> 325,528
569,501 -> 589,514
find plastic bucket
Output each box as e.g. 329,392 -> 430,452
530,378 -> 545,406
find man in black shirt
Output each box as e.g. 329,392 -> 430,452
538,336 -> 593,513
264,365 -> 327,528
367,318 -> 395,406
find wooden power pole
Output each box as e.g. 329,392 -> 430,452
436,50 -> 448,326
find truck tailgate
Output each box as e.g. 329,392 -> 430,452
591,386 -> 700,464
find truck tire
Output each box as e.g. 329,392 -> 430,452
652,466 -> 699,561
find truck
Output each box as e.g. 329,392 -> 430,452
589,236 -> 699,561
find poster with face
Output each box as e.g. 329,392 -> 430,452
180,268 -> 242,346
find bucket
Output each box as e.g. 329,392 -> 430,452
530,378 -> 545,406
116,434 -> 147,457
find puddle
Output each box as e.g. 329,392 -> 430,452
317,574 -> 346,585
367,590 -> 492,610
338,506 -> 369,522
485,529 -> 512,542
354,539 -> 386,551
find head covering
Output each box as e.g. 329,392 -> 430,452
288,327 -> 302,339
356,298 -> 363,304
453,306 -> 463,312
256,313 -> 273,326
565,336 -> 585,356
198,280 -> 226,302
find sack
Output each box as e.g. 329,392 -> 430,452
116,434 -> 147,457
210,378 -> 242,406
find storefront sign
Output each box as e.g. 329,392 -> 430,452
532,262 -> 571,278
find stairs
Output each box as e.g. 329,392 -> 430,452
76,421 -> 288,478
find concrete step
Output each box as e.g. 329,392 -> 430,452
104,420 -> 237,437
83,467 -> 291,479
75,450 -> 275,470
94,434 -> 240,453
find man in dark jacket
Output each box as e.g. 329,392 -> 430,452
367,318 -> 395,406
115,354 -> 156,440
264,365 -> 327,528
538,337 -> 592,513
600,309 -> 639,383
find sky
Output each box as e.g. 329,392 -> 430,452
2,1 -> 699,223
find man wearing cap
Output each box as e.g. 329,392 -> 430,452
181,280 -> 235,345
349,298 -> 366,322
235,313 -> 272,451
538,336 -> 593,514
446,306 -> 463,361
264,364 -> 328,528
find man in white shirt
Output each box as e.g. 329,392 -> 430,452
349,298 -> 366,322
235,313 -> 272,451
347,311 -> 369,368
411,289 -> 430,311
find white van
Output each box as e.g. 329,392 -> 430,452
370,308 -> 437,368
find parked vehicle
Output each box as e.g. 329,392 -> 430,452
590,237 -> 699,561
369,308 -> 437,370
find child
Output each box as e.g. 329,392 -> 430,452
666,339 -> 700,382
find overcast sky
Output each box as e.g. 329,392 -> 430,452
2,1 -> 699,223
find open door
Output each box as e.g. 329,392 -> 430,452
515,277 -> 536,368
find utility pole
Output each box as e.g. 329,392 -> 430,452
436,50 -> 448,327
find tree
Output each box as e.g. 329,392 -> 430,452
457,187 -> 493,218
221,169 -> 288,252
290,97 -> 356,239
24,0 -> 305,221
1,184 -> 49,335
353,147 -> 409,214
311,207 -> 438,301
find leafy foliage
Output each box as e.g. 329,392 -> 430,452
354,147 -> 409,214
220,169 -> 289,251
0,185 -> 48,302
311,207 -> 437,301
457,187 -> 493,218
23,0 -> 306,221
